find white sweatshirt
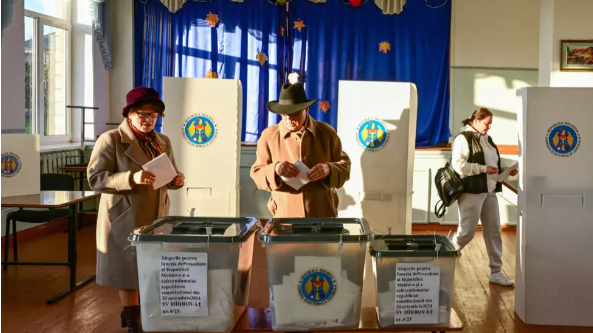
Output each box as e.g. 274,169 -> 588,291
451,125 -> 499,193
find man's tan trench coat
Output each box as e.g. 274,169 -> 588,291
251,116 -> 351,218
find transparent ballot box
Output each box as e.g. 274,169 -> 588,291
129,216 -> 259,332
370,235 -> 460,327
259,218 -> 371,331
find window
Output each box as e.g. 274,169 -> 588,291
25,0 -> 71,143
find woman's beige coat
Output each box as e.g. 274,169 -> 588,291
87,120 -> 181,289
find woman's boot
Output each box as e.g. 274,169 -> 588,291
120,305 -> 142,333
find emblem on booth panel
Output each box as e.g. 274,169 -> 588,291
1,152 -> 22,178
357,119 -> 389,151
183,114 -> 217,147
298,268 -> 337,305
545,122 -> 580,157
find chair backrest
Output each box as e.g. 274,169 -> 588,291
40,174 -> 75,191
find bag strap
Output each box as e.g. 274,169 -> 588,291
451,132 -> 474,165
435,199 -> 446,219
461,131 -> 474,161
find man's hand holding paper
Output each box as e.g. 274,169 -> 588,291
278,160 -> 311,190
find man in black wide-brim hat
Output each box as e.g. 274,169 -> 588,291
250,82 -> 351,218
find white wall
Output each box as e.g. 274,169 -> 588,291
108,0 -> 134,123
451,0 -> 540,68
549,0 -> 593,87
1,0 -> 26,132
450,0 -> 540,146
538,0 -> 555,86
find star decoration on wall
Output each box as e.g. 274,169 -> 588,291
206,12 -> 219,28
293,20 -> 306,32
319,101 -> 331,113
379,41 -> 391,54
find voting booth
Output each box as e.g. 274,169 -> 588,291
336,81 -> 417,307
515,87 -> 593,326
336,81 -> 417,234
1,134 -> 40,197
162,78 -> 243,217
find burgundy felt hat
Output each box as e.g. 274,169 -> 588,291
122,87 -> 166,117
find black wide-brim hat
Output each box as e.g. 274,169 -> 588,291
267,83 -> 318,115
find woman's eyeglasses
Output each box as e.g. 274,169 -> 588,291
136,112 -> 160,119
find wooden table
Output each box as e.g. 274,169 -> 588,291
162,307 -> 462,333
2,191 -> 101,304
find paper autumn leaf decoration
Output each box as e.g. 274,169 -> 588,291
205,70 -> 218,78
319,101 -> 330,113
293,20 -> 306,32
379,41 -> 391,54
256,52 -> 268,66
206,13 -> 219,28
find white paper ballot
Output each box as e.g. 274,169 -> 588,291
280,160 -> 310,190
142,153 -> 177,190
496,162 -> 519,182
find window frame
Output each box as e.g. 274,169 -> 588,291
25,8 -> 73,144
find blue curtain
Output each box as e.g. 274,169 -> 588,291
135,0 -> 281,140
289,0 -> 451,146
135,0 -> 450,145
135,1 -> 177,132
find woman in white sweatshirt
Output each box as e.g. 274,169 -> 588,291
450,108 -> 517,286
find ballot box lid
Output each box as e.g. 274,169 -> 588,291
129,216 -> 260,243
370,235 -> 461,258
259,218 -> 371,243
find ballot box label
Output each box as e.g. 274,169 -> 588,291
357,119 -> 389,151
183,114 -> 217,147
1,152 -> 22,178
160,252 -> 208,316
298,268 -> 337,305
546,122 -> 580,157
394,263 -> 440,325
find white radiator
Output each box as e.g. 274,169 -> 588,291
40,149 -> 81,174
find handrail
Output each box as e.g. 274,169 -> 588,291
502,181 -> 518,194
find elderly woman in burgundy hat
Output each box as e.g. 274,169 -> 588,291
87,87 -> 184,332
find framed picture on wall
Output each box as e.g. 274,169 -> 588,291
560,40 -> 593,71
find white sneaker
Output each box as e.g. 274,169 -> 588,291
489,272 -> 514,286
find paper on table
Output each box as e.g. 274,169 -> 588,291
280,160 -> 310,190
142,153 -> 177,190
496,162 -> 518,182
